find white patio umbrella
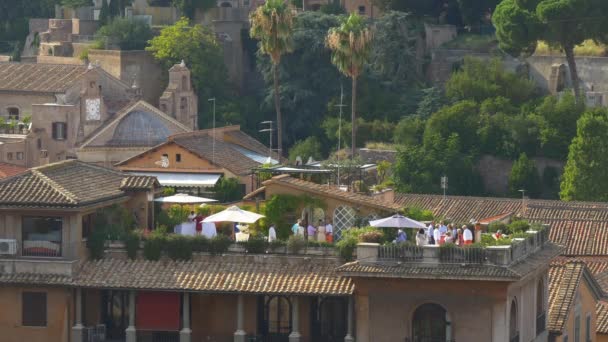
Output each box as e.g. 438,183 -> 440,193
203,205 -> 265,224
154,193 -> 217,204
369,214 -> 426,229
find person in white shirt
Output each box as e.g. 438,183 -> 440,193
427,222 -> 436,244
416,229 -> 427,246
463,225 -> 473,245
433,227 -> 441,245
268,224 -> 277,242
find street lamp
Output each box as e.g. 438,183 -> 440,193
208,98 -> 216,164
259,121 -> 274,161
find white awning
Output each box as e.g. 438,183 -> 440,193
130,172 -> 222,187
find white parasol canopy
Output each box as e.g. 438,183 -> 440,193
369,214 -> 426,229
203,206 -> 265,224
154,193 -> 217,204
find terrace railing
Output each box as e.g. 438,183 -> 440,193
438,246 -> 486,264
378,244 -> 423,262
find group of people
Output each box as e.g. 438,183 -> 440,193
290,219 -> 334,243
396,220 -> 474,246
183,211 -> 217,238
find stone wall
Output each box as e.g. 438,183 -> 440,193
527,55 -> 608,93
427,49 -> 521,85
424,23 -> 457,51
88,49 -> 164,105
475,154 -> 564,195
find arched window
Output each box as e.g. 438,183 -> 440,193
536,279 -> 546,335
412,303 -> 451,342
263,296 -> 291,337
180,97 -> 188,114
7,107 -> 19,120
510,299 -> 519,342
181,75 -> 188,90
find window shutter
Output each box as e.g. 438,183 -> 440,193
22,292 -> 47,326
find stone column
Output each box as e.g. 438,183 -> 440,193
234,294 -> 246,342
72,288 -> 85,342
345,297 -> 355,342
126,290 -> 136,342
289,297 -> 301,342
180,293 -> 192,342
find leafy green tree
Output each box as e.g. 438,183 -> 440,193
493,0 -> 603,98
393,116 -> 425,146
213,177 -> 243,202
423,100 -> 480,152
250,0 -> 295,157
394,133 -> 483,195
288,136 -> 323,162
560,108 -> 608,201
534,92 -> 585,159
320,0 -> 345,14
147,18 -> 229,128
96,18 -> 152,50
326,13 -> 373,158
446,57 -> 536,105
99,0 -> 110,26
415,87 -> 446,119
508,153 -> 541,198
456,0 -> 499,27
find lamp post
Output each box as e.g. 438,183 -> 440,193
335,84 -> 347,187
259,121 -> 274,161
208,98 -> 216,164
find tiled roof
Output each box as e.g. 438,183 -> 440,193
548,262 -> 585,333
598,301 -> 608,334
0,160 -> 151,208
338,243 -> 561,281
0,162 -> 26,179
394,193 -> 608,256
264,175 -> 401,212
120,176 -> 158,191
0,63 -> 87,93
0,272 -> 73,285
172,128 -> 280,176
73,255 -> 353,296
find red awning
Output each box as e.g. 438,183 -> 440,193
136,291 -> 180,331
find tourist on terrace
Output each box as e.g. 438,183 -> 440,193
444,231 -> 453,244
427,221 -> 436,245
416,228 -> 427,246
395,229 -> 407,243
268,224 -> 277,242
292,219 -> 303,236
456,228 -> 464,246
492,230 -> 503,240
307,222 -> 317,241
188,211 -> 196,222
326,219 -> 333,243
317,219 -> 326,242
433,225 -> 441,245
463,225 -> 473,245
438,221 -> 448,234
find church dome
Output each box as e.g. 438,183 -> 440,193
108,111 -> 171,146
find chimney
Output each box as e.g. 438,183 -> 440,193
39,150 -> 49,166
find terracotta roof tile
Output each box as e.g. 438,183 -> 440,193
266,176 -> 401,212
548,262 -> 585,333
0,63 -> 87,93
0,162 -> 26,179
598,301 -> 608,334
120,175 -> 158,191
0,160 -> 151,208
73,255 -> 353,296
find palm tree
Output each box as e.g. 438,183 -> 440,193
326,13 -> 372,159
250,0 -> 295,157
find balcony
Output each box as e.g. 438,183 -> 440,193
360,226 -> 551,267
0,240 -> 82,277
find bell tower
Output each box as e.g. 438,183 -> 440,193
159,60 -> 198,130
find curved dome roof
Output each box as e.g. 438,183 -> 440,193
109,111 -> 171,147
